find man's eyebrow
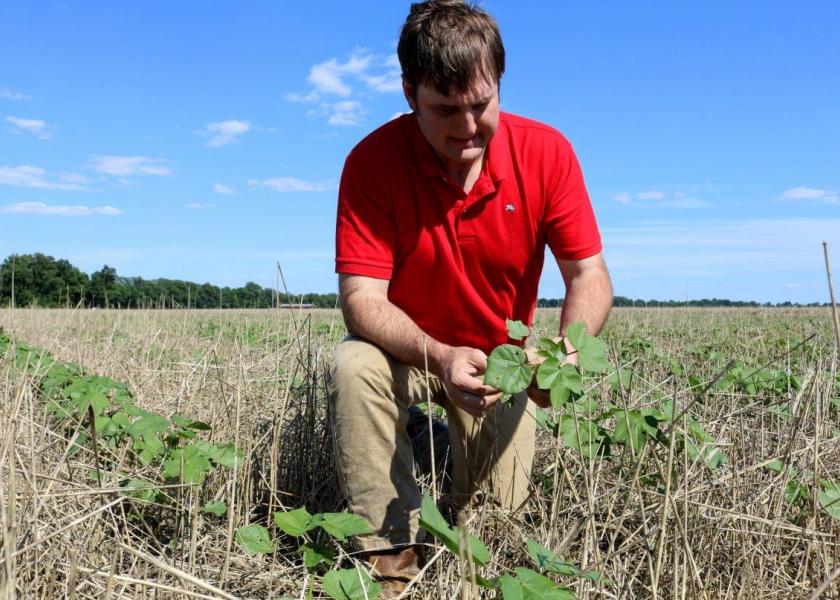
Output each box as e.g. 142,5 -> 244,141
431,96 -> 493,109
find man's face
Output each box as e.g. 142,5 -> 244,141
404,77 -> 500,171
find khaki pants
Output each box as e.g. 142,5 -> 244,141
328,336 -> 536,551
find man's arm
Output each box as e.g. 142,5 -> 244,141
557,252 -> 613,336
339,274 -> 502,416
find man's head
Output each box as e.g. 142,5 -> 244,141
397,0 -> 505,97
397,0 -> 505,170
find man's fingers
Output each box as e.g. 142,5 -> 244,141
455,374 -> 500,396
453,391 -> 485,416
456,389 -> 502,415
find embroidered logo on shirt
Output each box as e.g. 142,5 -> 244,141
505,203 -> 516,213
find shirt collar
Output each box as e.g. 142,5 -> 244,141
403,112 -> 510,185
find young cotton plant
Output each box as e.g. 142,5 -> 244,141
484,319 -> 608,409
237,507 -> 379,600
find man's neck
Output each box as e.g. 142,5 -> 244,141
444,152 -> 485,194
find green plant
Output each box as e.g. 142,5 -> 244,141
236,507 -> 376,600
486,320 -> 728,470
2,328 -> 240,510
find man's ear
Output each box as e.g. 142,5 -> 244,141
402,78 -> 417,112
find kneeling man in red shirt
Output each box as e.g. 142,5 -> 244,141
330,0 -> 613,592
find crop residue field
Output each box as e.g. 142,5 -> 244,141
0,307 -> 838,598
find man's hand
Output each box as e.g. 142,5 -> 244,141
524,338 -> 578,409
435,346 -> 502,417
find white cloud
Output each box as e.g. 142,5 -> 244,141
0,201 -> 121,216
249,177 -> 332,193
203,119 -> 251,147
59,173 -> 92,185
0,165 -> 90,191
360,53 -> 402,93
285,91 -> 320,103
637,190 -> 666,200
213,183 -> 236,195
5,116 -> 54,139
0,89 -> 31,101
186,202 -> 215,209
609,189 -> 710,208
308,52 -> 373,96
288,50 -> 403,126
327,100 -> 364,126
781,187 -> 838,203
90,155 -> 172,176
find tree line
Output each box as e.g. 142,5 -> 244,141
0,253 -> 826,309
0,253 -> 338,309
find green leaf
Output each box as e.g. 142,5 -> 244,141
209,441 -> 241,469
136,434 -> 164,464
612,409 -> 661,453
312,512 -> 371,541
558,415 -> 603,459
608,368 -> 634,391
172,414 -> 212,431
274,507 -> 313,537
536,337 -> 565,361
162,443 -> 213,484
127,413 -> 170,440
506,319 -> 530,341
418,495 -> 490,566
784,479 -> 809,505
818,483 -> 840,520
542,362 -> 582,409
526,539 -> 579,576
235,524 -> 275,555
111,411 -> 130,430
500,574 -> 524,600
121,478 -> 159,503
535,408 -> 557,435
684,437 -> 728,470
485,344 -> 532,395
322,567 -> 381,600
301,542 -> 335,569
764,459 -> 798,479
202,500 -> 227,515
564,321 -> 609,373
501,568 -> 576,599
564,322 -> 587,353
576,336 -> 609,374
68,431 -> 88,456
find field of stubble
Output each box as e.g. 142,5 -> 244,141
1,307 -> 838,599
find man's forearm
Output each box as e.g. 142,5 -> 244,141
342,292 -> 450,377
559,264 -> 613,336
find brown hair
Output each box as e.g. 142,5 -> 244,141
397,0 -> 505,96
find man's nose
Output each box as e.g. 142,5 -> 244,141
455,110 -> 478,137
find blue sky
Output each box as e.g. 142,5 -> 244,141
1,1 -> 838,303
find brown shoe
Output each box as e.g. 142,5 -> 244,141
365,545 -> 421,598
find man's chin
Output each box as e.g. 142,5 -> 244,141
448,146 -> 484,163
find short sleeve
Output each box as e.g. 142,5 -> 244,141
335,148 -> 395,279
543,138 -> 602,261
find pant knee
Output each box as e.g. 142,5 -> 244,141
330,337 -> 393,401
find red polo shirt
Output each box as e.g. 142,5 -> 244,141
335,111 -> 602,354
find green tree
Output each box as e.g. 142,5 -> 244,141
88,265 -> 118,307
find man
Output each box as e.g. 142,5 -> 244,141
330,0 -> 612,592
